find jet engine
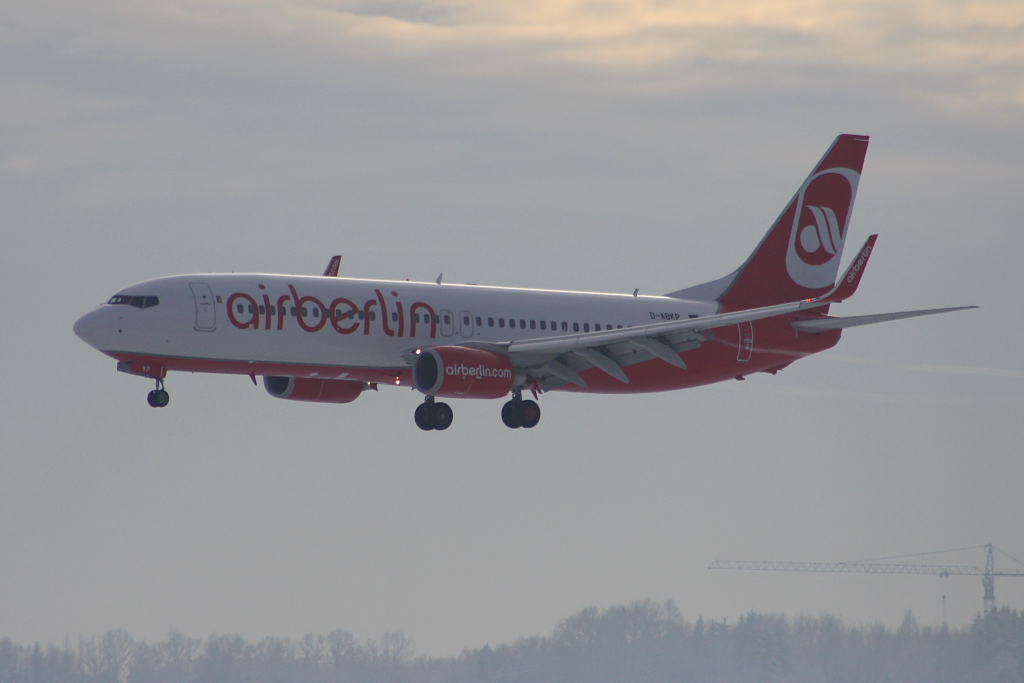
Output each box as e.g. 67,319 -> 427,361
263,376 -> 365,403
413,346 -> 516,399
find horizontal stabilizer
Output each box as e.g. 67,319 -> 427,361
792,306 -> 977,332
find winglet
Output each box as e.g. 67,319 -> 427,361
323,255 -> 342,277
818,235 -> 877,303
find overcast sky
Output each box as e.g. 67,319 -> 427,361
2,0 -> 1023,656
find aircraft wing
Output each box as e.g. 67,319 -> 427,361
460,235 -> 967,389
492,296 -> 828,388
505,298 -> 828,356
510,235 -> 881,356
409,237 -> 973,389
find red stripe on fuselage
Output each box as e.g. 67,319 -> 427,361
104,351 -> 414,386
105,316 -> 839,396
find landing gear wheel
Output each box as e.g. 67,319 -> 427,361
501,400 -> 521,429
415,398 -> 453,431
516,400 -> 540,428
147,388 -> 170,408
430,402 -> 453,431
146,377 -> 170,408
414,403 -> 434,431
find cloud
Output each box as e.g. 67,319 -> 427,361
5,0 -> 1022,107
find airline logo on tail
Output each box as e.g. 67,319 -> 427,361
785,167 -> 860,289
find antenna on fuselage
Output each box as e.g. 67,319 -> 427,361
436,273 -> 443,285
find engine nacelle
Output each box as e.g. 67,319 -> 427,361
263,376 -> 365,403
413,346 -> 516,399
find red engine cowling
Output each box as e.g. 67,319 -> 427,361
413,346 -> 516,399
263,376 -> 365,403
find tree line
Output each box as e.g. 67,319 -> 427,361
1,601 -> 1021,683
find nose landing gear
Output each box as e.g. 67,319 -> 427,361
501,392 -> 540,429
146,378 -> 170,408
414,396 -> 453,431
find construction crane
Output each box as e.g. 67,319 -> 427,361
709,544 -> 1024,615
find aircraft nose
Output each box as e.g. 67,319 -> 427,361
73,307 -> 109,349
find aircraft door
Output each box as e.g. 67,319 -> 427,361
189,283 -> 216,332
736,321 -> 753,362
439,310 -> 455,337
459,310 -> 474,338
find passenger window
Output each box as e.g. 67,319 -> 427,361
463,315 -> 470,326
509,319 -> 516,329
370,312 -> 376,321
594,324 -> 601,331
499,318 -> 505,328
561,322 -> 568,331
433,314 -> 439,324
237,304 -> 244,314
476,316 -> 482,326
392,312 -> 399,322
530,320 -> 536,330
301,307 -> 307,316
573,322 -> 579,332
313,308 -> 320,318
358,311 -> 364,320
519,319 -> 525,328
259,305 -> 265,314
488,317 -> 494,327
443,314 -> 450,325
540,321 -> 546,330
617,325 -> 623,329
249,305 -> 255,314
583,323 -> 589,332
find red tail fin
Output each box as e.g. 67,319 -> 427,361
669,135 -> 869,311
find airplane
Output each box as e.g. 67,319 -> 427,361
73,134 -> 975,431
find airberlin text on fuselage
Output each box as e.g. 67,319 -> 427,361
446,363 -> 513,380
225,285 -> 438,338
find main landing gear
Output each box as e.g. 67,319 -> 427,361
413,392 -> 541,431
146,378 -> 170,408
415,396 -> 453,431
501,392 -> 540,429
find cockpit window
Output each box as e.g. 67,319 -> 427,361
108,295 -> 160,309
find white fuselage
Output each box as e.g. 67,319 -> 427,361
74,273 -> 718,377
